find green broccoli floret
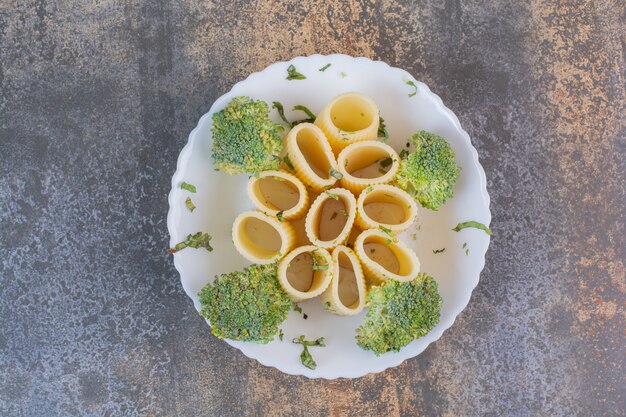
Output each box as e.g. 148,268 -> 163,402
198,263 -> 293,343
211,96 -> 283,175
356,274 -> 442,355
396,131 -> 461,210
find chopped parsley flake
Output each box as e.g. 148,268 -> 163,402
278,329 -> 284,341
324,301 -> 331,309
319,63 -> 332,72
399,149 -> 409,159
277,210 -> 285,222
462,242 -> 467,248
453,221 -> 493,235
272,101 -> 291,125
365,186 -> 374,194
324,190 -> 339,200
286,64 -> 306,80
379,225 -> 398,244
294,305 -> 303,314
433,248 -> 445,254
168,232 -> 213,254
330,212 -> 338,220
329,167 -> 343,180
406,80 -> 418,97
378,117 -> 388,141
380,157 -> 393,169
283,155 -> 295,171
292,105 -> 316,125
185,197 -> 196,212
292,336 -> 325,370
180,182 -> 197,193
312,251 -> 328,270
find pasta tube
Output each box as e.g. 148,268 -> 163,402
336,141 -> 400,195
277,245 -> 332,302
355,184 -> 417,233
232,210 -> 296,264
305,188 -> 357,250
320,246 -> 366,315
247,170 -> 309,220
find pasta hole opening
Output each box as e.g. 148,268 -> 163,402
337,252 -> 359,307
363,192 -> 407,225
317,197 -> 348,241
330,96 -> 376,131
241,217 -> 282,258
256,177 -> 300,211
363,240 -> 400,274
345,147 -> 393,179
286,253 -> 314,292
296,128 -> 331,179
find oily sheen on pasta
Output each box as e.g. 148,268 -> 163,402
232,210 -> 296,264
305,188 -> 357,250
336,141 -> 400,195
354,229 -> 420,284
247,170 -> 309,220
285,123 -> 339,191
277,245 -> 332,302
314,92 -> 380,153
320,246 -> 366,316
356,184 -> 418,233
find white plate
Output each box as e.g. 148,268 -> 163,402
167,54 -> 491,379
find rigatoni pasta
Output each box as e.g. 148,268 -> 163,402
314,92 -> 380,153
356,184 -> 417,233
232,210 -> 296,264
320,246 -> 366,315
277,245 -> 332,302
336,141 -> 400,195
305,188 -> 357,250
247,170 -> 309,220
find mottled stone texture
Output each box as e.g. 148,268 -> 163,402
0,0 -> 623,415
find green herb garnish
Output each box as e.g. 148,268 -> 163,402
278,329 -> 284,341
365,186 -> 374,194
452,221 -> 493,236
399,149 -> 409,159
292,336 -> 326,370
286,64 -> 306,80
378,117 -> 388,141
330,212 -> 338,220
324,301 -> 331,309
272,101 -> 291,126
180,182 -> 196,193
465,249 -> 469,256
283,155 -> 295,171
379,157 -> 393,169
319,63 -> 331,72
291,105 -> 316,125
312,251 -> 329,271
168,232 -> 212,254
324,190 -> 339,200
379,225 -> 398,244
277,211 -> 285,222
294,305 -> 303,314
433,248 -> 445,254
462,242 -> 467,248
329,167 -> 343,180
185,197 -> 196,212
406,80 -> 418,97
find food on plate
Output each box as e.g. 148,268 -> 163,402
355,274 -> 442,355
246,170 -> 309,221
314,92 -> 380,153
336,141 -> 400,194
395,130 -> 461,210
285,123 -> 339,191
292,336 -> 325,370
320,246 -> 366,316
211,96 -> 284,175
355,184 -> 417,233
168,231 -> 212,254
354,228 -> 420,284
452,220 -> 493,235
277,245 -> 332,302
304,188 -> 357,250
198,263 -> 293,343
232,210 -> 295,264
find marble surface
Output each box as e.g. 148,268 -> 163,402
0,1 -> 623,416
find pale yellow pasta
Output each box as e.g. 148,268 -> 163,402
285,123 -> 339,191
232,211 -> 296,264
320,246 -> 366,315
336,141 -> 400,195
314,92 -> 380,153
356,184 -> 417,233
277,245 -> 332,302
305,188 -> 357,250
354,229 -> 420,284
247,170 -> 309,220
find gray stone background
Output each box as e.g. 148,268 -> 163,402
1,1 -> 624,416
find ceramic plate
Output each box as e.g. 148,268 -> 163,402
167,54 -> 491,379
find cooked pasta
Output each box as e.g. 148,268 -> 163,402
314,92 -> 380,153
355,184 -> 417,232
277,245 -> 332,302
336,141 -> 400,195
285,123 -> 339,191
232,210 -> 296,264
354,229 -> 420,284
247,170 -> 309,220
320,246 -> 366,315
305,188 -> 357,250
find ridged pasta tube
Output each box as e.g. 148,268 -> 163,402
354,229 -> 420,284
285,123 -> 339,191
247,170 -> 309,220
336,141 -> 400,195
277,245 -> 332,302
320,246 -> 366,315
314,92 -> 380,153
355,184 -> 418,233
232,210 -> 296,264
305,188 -> 357,250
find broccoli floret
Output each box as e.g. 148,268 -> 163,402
356,274 -> 442,355
198,263 -> 293,343
211,96 -> 283,175
396,131 -> 461,210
